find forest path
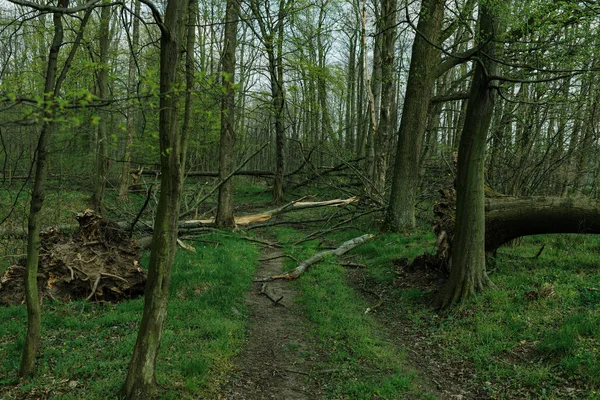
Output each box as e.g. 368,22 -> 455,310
219,246 -> 323,400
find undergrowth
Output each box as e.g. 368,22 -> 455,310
275,226 -> 434,399
0,233 -> 258,399
353,232 -> 600,399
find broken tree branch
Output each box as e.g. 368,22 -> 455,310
255,234 -> 374,281
180,142 -> 269,219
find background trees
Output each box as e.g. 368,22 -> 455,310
2,0 -> 600,387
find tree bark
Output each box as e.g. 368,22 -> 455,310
19,0 -> 68,377
382,0 -> 444,231
360,0 -> 378,182
372,0 -> 397,194
486,197 -> 600,253
120,0 -> 188,396
215,0 -> 240,228
434,2 -> 499,308
91,2 -> 111,212
118,0 -> 141,201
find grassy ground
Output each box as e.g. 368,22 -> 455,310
274,225 -> 434,399
352,232 -> 600,399
2,182 -> 600,399
0,233 -> 258,399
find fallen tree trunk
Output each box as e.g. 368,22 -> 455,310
179,196 -> 359,228
485,196 -> 600,252
434,189 -> 600,262
255,234 -> 374,281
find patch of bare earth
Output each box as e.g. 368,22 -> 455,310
219,247 -> 323,400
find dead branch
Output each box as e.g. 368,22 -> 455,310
259,254 -> 298,262
260,283 -> 284,306
179,196 -> 359,228
255,234 -> 374,281
240,237 -> 282,248
293,208 -> 383,245
180,142 -> 269,219
129,184 -> 153,238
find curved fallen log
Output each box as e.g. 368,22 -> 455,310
485,196 -> 600,252
255,234 -> 374,281
434,189 -> 600,262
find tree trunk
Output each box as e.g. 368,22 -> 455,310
485,197 -> 600,253
118,0 -> 141,201
19,0 -> 67,377
360,0 -> 378,182
372,0 -> 397,194
382,0 -> 444,231
91,2 -> 111,212
434,2 -> 499,308
120,0 -> 188,396
215,0 -> 240,228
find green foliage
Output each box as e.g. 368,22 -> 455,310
0,233 -> 258,399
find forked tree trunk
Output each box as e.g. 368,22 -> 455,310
434,3 -> 499,309
119,0 -> 188,396
215,0 -> 240,228
383,0 -> 444,231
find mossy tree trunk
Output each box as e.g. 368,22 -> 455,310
120,0 -> 188,396
215,0 -> 240,228
434,2 -> 499,308
19,0 -> 67,377
382,0 -> 444,231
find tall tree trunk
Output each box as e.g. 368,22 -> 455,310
345,33 -> 357,152
248,0 -> 287,202
383,0 -> 444,231
19,0 -> 67,377
118,0 -> 141,201
120,0 -> 188,396
372,0 -> 396,194
91,2 -> 111,212
434,2 -> 499,308
360,0 -> 378,181
215,0 -> 240,227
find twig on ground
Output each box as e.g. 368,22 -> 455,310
260,283 -> 285,306
259,254 -> 298,262
241,237 -> 282,248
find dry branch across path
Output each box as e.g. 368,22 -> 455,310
255,234 -> 374,282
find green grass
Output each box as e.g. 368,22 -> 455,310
275,227 -> 432,399
357,232 -> 600,399
0,232 -> 258,399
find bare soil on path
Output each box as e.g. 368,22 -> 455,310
219,247 -> 324,400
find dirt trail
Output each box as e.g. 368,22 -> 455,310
219,247 -> 323,400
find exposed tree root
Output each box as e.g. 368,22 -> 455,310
0,210 -> 145,306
